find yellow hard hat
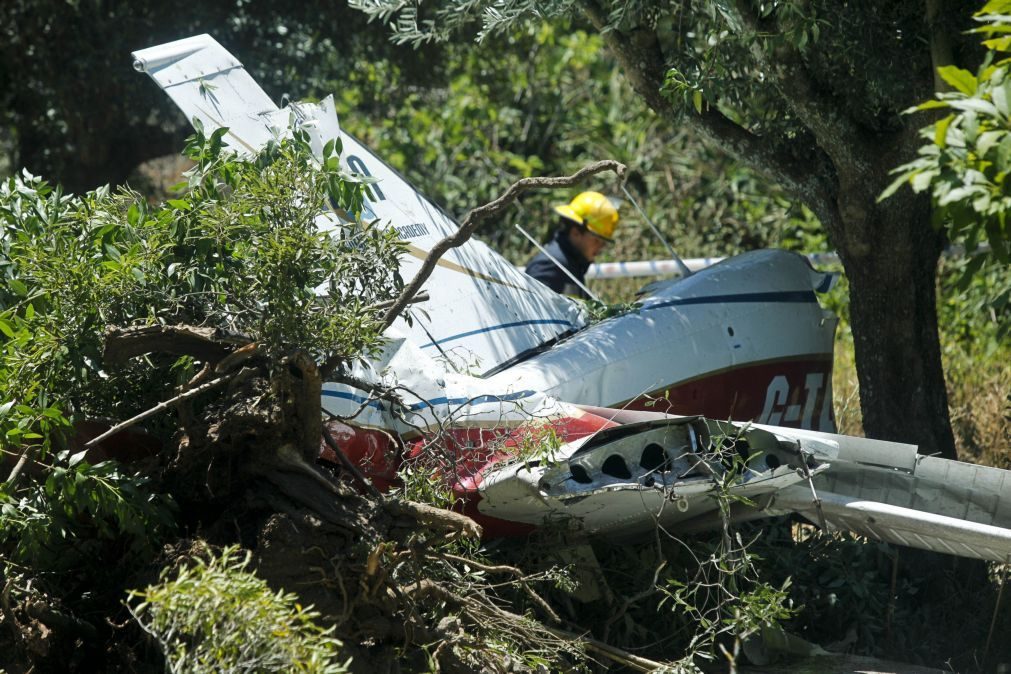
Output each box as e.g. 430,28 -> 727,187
554,191 -> 619,241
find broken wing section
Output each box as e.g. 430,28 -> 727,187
132,35 -> 588,375
771,441 -> 1011,562
476,416 -> 828,540
477,409 -> 1011,562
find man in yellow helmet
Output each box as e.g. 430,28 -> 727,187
524,191 -> 619,298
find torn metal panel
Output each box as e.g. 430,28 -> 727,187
477,417 -> 827,539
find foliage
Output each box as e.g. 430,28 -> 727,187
0,127 -> 405,661
0,458 -> 176,577
166,126 -> 406,361
0,0 -> 445,191
349,1 -> 950,144
129,546 -> 350,673
657,433 -> 795,663
884,1 -> 1011,259
334,21 -> 820,271
509,421 -> 565,467
750,524 -> 913,654
393,459 -> 458,509
939,252 -> 1011,346
0,128 -> 403,449
882,1 -> 1011,332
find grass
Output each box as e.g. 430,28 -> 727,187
830,310 -> 1010,465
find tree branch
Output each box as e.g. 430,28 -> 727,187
379,160 -> 625,330
4,447 -> 34,488
80,373 -> 235,451
103,325 -> 252,366
402,579 -> 668,672
731,0 -> 874,171
578,0 -> 841,229
386,498 -> 483,540
319,160 -> 625,379
365,291 -> 430,313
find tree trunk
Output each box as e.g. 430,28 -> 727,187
830,154 -> 957,459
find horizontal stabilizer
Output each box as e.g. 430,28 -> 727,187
776,487 -> 1011,562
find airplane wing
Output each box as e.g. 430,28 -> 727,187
471,409 -> 1011,562
773,446 -> 1011,562
131,35 -> 588,375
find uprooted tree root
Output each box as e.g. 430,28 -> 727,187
0,325 -> 671,673
163,331 -> 661,671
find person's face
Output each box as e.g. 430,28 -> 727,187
569,226 -> 608,261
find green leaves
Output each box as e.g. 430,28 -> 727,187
938,66 -> 979,95
0,123 -> 405,609
128,546 -> 350,673
882,5 -> 1011,270
0,459 -> 176,575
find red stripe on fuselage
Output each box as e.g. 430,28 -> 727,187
623,355 -> 835,432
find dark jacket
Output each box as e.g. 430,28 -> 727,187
524,228 -> 591,298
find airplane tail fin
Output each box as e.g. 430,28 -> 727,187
133,36 -> 588,375
133,35 -> 284,154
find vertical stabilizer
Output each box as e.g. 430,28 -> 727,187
132,36 -> 588,375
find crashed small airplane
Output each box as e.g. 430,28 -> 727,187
133,35 -> 1011,562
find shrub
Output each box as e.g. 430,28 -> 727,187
129,546 -> 350,674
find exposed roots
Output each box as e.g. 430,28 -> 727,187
12,325 -> 677,673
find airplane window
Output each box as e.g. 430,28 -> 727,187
640,443 -> 669,472
569,464 -> 593,484
602,455 -> 633,479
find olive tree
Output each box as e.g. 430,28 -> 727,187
351,0 -> 985,458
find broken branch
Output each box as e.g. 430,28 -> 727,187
103,325 -> 252,365
80,373 -> 234,451
385,498 -> 483,540
438,552 -> 561,625
402,578 -> 668,672
380,160 -> 625,331
365,291 -> 430,313
319,160 -> 625,379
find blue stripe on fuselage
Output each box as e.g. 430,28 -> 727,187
420,319 -> 576,349
415,291 -> 813,350
640,290 -> 816,312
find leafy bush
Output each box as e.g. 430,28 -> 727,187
129,546 -> 350,673
0,126 -> 405,448
0,459 -> 176,576
0,125 -> 408,658
883,1 -> 1011,287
